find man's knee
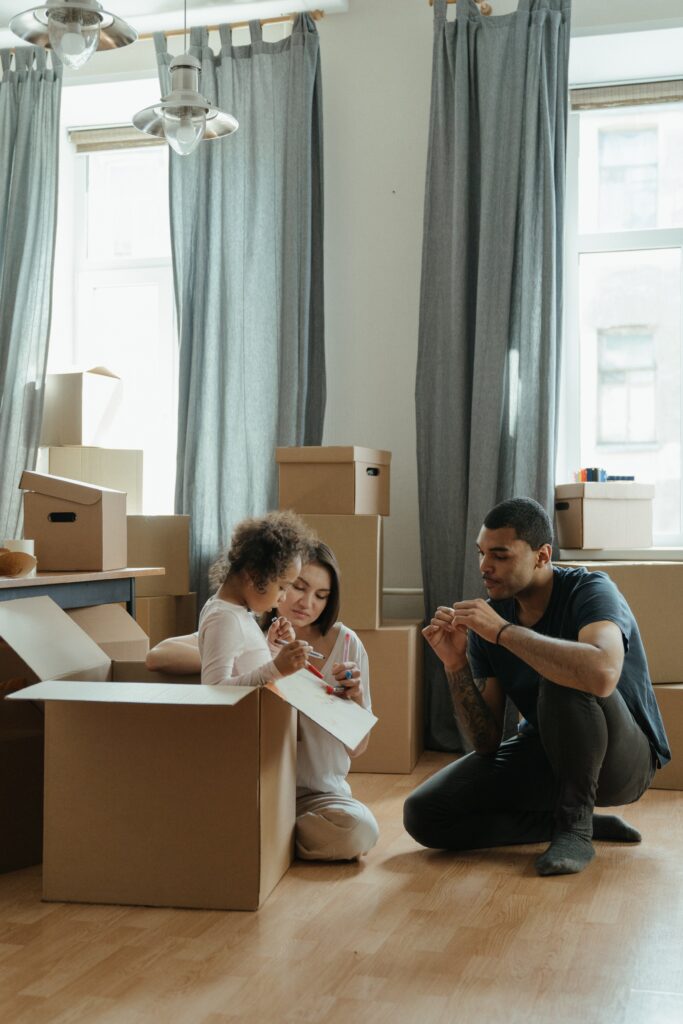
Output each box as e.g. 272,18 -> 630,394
403,787 -> 439,848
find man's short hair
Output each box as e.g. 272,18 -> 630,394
483,497 -> 553,549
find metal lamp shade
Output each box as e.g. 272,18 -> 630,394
10,1 -> 137,53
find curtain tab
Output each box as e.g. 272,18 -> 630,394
433,0 -> 447,21
219,24 -> 231,52
153,31 -> 168,58
189,25 -> 207,60
249,20 -> 263,44
0,49 -> 12,75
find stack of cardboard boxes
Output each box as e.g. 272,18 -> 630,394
276,445 -> 424,773
126,515 -> 197,646
38,367 -> 143,513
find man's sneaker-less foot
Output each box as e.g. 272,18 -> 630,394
535,831 -> 595,876
592,813 -> 641,843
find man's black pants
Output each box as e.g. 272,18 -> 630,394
403,680 -> 656,850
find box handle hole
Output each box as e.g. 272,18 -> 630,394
555,502 -> 570,511
366,467 -> 380,477
47,512 -> 77,523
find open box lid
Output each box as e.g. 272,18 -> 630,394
19,470 -> 125,505
275,446 -> 391,466
0,597 -> 111,682
8,680 -> 252,706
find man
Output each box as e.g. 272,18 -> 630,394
404,497 -> 670,876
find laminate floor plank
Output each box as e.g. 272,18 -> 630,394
1,752 -> 681,1023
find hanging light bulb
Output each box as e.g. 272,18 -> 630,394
133,49 -> 238,157
10,1 -> 136,70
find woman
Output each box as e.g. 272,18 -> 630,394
146,541 -> 379,862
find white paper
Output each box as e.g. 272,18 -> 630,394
8,680 -> 252,707
268,669 -> 377,750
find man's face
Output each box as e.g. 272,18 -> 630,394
476,526 -> 547,601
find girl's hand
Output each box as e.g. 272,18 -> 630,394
274,640 -> 310,677
330,661 -> 363,705
268,615 -> 295,647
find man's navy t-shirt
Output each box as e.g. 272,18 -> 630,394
467,565 -> 671,768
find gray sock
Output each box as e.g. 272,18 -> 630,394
592,813 -> 641,843
535,830 -> 595,876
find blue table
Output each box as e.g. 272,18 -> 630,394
0,567 -> 164,617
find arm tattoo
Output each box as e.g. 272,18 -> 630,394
445,665 -> 499,753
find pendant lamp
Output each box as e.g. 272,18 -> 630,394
132,0 -> 238,157
10,1 -> 136,71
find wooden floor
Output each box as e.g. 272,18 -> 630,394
1,753 -> 682,1024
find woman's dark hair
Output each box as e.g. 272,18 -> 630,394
209,510 -> 314,593
306,541 -> 341,636
483,496 -> 553,549
260,540 -> 342,636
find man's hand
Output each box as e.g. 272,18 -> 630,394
452,599 -> 508,644
422,606 -> 468,669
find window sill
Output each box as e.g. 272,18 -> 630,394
559,548 -> 683,562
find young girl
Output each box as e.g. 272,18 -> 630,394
199,510 -> 314,687
146,538 -> 379,862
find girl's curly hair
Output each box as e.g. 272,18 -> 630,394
209,510 -> 315,593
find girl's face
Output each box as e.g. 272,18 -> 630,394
246,557 -> 302,613
280,562 -> 332,628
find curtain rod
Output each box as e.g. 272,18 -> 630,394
138,10 -> 324,41
428,0 -> 493,14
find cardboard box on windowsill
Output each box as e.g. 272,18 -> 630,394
39,366 -> 121,448
554,483 -> 654,550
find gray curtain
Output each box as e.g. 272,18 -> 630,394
415,0 -> 571,750
154,17 -> 325,612
0,47 -> 62,540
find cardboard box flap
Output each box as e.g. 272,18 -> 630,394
267,669 -> 377,749
555,483 -> 655,501
9,680 -> 254,707
20,470 -> 124,505
67,605 -> 149,647
276,446 -> 391,466
0,597 -> 110,681
86,366 -> 120,380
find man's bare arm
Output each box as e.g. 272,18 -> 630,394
445,665 -> 504,755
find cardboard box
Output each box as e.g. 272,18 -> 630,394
650,684 -> 683,791
112,661 -> 201,684
350,621 -> 424,774
40,366 -> 120,447
277,446 -> 391,516
39,446 -> 143,515
555,483 -> 654,550
0,597 -> 111,871
301,514 -> 382,630
134,593 -> 197,646
559,561 -> 683,683
10,681 -> 296,910
67,605 -> 149,662
21,471 -> 127,572
127,515 -> 191,597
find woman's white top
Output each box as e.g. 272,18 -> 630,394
296,623 -> 371,799
198,596 -> 281,687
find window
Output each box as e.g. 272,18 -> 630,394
49,126 -> 177,514
562,96 -> 683,543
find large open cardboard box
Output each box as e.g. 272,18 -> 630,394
127,515 -> 191,597
350,621 -> 424,774
10,681 -> 297,910
39,367 -> 120,447
0,597 -> 111,872
277,446 -> 391,516
301,514 -> 383,630
20,471 -> 127,572
554,483 -> 654,550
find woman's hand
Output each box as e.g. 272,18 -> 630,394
330,660 -> 363,705
267,615 -> 295,647
274,640 -> 310,676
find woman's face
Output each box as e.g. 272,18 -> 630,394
280,561 -> 332,628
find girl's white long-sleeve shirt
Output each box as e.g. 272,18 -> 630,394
198,596 -> 281,687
